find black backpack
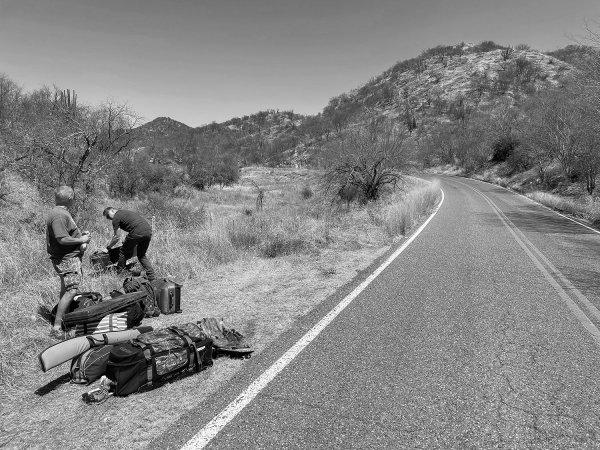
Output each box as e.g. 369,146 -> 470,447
123,276 -> 160,318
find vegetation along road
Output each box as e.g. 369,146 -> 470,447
150,175 -> 600,449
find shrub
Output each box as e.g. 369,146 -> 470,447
472,40 -> 506,53
300,185 -> 313,199
143,194 -> 206,229
109,157 -> 181,197
491,137 -> 519,162
227,217 -> 263,249
505,145 -> 531,174
261,235 -> 308,258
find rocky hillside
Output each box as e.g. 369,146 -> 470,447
325,42 -> 572,130
136,41 -> 580,167
133,110 -> 306,166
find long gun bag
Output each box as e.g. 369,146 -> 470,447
62,292 -> 146,328
38,326 -> 153,372
106,323 -> 213,396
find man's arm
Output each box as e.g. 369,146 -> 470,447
57,234 -> 89,245
106,231 -> 120,249
52,218 -> 89,246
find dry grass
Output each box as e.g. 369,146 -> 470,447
526,191 -> 600,224
378,180 -> 441,237
0,168 -> 441,449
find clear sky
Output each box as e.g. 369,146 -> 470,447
1,0 -> 598,126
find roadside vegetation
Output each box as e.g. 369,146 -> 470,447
1,166 -> 440,448
12,24 -> 600,448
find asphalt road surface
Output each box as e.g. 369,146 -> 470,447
152,176 -> 600,449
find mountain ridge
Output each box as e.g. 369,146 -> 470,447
134,41 -> 582,167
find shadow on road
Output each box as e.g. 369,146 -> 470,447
475,204 -> 596,236
560,266 -> 600,293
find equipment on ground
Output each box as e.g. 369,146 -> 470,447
198,317 -> 253,357
38,326 -> 153,372
70,345 -> 114,385
90,247 -> 121,272
106,323 -> 212,396
151,278 -> 182,314
74,312 -> 128,337
81,376 -> 114,404
50,292 -> 103,325
62,292 -> 145,328
123,276 -> 160,317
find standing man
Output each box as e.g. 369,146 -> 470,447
46,185 -> 90,339
103,207 -> 156,281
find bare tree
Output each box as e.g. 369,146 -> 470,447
325,119 -> 411,202
522,88 -> 583,181
10,92 -> 140,190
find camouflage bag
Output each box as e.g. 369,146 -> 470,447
106,323 -> 213,396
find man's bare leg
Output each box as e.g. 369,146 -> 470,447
53,289 -> 76,331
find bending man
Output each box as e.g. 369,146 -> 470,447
46,186 -> 90,339
103,207 -> 156,281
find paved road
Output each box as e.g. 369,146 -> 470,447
152,176 -> 600,449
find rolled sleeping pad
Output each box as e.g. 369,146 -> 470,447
38,326 -> 153,373
62,291 -> 145,328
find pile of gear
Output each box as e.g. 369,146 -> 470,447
38,277 -> 253,404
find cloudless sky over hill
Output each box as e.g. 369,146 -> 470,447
1,0 -> 598,126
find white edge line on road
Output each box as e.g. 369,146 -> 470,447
465,176 -> 600,236
180,188 -> 446,450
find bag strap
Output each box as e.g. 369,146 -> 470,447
86,334 -> 109,347
134,341 -> 155,386
168,327 -> 200,372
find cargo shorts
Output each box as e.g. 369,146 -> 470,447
52,256 -> 83,292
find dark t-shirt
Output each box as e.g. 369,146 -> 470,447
46,206 -> 82,260
112,210 -> 152,237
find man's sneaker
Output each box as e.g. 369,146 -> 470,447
81,387 -> 112,404
82,376 -> 115,404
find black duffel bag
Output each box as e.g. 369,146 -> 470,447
62,292 -> 145,328
90,247 -> 121,272
50,292 -> 103,325
106,323 -> 213,396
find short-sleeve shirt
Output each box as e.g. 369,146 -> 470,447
46,206 -> 82,260
112,210 -> 152,238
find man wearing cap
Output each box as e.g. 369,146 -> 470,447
46,185 -> 90,339
103,207 -> 156,281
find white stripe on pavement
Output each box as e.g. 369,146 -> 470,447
180,188 -> 445,450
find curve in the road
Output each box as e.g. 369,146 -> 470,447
151,176 -> 600,449
453,179 -> 600,345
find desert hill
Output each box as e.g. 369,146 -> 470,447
134,41 -> 581,168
